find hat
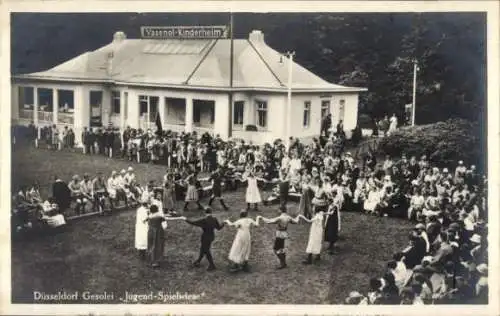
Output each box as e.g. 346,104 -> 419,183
347,291 -> 364,299
449,222 -> 461,231
476,263 -> 488,275
127,166 -> 134,172
140,196 -> 149,204
384,175 -> 391,181
443,168 -> 449,173
72,175 -> 79,180
111,171 -> 117,176
422,256 -> 433,264
120,169 -> 126,174
459,160 -> 464,164
415,223 -> 425,230
411,180 -> 419,186
470,234 -> 481,244
346,152 -> 352,156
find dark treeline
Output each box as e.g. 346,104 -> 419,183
11,12 -> 486,126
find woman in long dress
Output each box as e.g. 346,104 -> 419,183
183,172 -> 203,211
162,173 -> 177,215
242,170 -> 262,211
135,199 -> 149,260
324,202 -> 340,255
297,209 -> 325,264
146,204 -> 186,268
225,210 -> 259,272
298,174 -> 313,219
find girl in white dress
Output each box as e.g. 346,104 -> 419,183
242,170 -> 262,211
225,210 -> 259,272
297,210 -> 325,264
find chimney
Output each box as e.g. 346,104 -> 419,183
106,51 -> 114,76
249,30 -> 264,44
113,31 -> 127,43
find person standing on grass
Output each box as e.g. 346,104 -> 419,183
208,168 -> 229,211
135,198 -> 149,261
183,171 -> 204,211
297,208 -> 325,265
225,210 -> 260,272
185,207 -> 225,271
258,206 -> 300,269
324,200 -> 341,255
162,173 -> 177,215
241,168 -> 262,211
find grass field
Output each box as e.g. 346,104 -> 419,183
11,145 -> 413,304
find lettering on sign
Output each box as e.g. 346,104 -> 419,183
141,26 -> 228,39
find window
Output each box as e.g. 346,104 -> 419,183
303,101 -> 311,127
37,88 -> 53,112
256,100 -> 267,128
149,96 -> 159,122
58,90 -> 74,112
90,91 -> 103,126
210,107 -> 215,124
18,86 -> 34,120
123,92 -> 128,120
233,101 -> 244,125
139,95 -> 148,116
193,104 -> 201,124
339,99 -> 346,121
111,91 -> 120,114
321,100 -> 330,119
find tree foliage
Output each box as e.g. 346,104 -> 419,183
377,119 -> 485,171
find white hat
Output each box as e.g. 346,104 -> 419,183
476,263 -> 488,275
111,171 -> 117,176
459,160 -> 464,164
384,175 -> 391,181
470,234 -> 481,244
443,168 -> 449,173
411,179 -> 419,186
346,152 -> 352,156
415,223 -> 425,230
127,166 -> 134,172
422,256 -> 433,264
120,169 -> 126,174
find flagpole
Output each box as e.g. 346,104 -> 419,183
411,59 -> 418,126
227,12 -> 234,139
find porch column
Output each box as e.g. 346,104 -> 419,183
215,96 -> 230,140
128,90 -> 139,129
120,90 -> 126,131
53,89 -> 59,125
146,97 -> 151,130
73,86 -> 84,147
185,98 -> 193,133
159,96 -> 166,130
33,87 -> 40,138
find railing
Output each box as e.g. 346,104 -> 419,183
38,111 -> 53,122
58,112 -> 74,125
19,109 -> 33,120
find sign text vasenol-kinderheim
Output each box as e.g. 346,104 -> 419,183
141,26 -> 228,40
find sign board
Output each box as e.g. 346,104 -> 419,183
141,26 -> 228,40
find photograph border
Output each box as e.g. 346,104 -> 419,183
1,1 -> 498,315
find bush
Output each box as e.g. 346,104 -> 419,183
358,113 -> 373,129
377,118 -> 484,170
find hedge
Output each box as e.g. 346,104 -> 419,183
377,119 -> 484,171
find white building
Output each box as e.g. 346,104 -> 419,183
11,30 -> 366,146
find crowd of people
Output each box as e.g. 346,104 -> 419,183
11,120 -> 488,305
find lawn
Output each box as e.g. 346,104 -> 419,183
11,145 -> 413,304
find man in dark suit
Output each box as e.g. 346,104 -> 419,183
97,128 -> 105,155
185,207 -> 225,271
320,113 -> 332,137
82,127 -> 91,154
52,175 -> 71,215
122,126 -> 131,158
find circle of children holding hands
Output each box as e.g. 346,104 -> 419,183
13,130 -> 488,305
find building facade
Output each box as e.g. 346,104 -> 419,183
11,30 -> 366,146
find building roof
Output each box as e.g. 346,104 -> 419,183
13,30 -> 366,93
